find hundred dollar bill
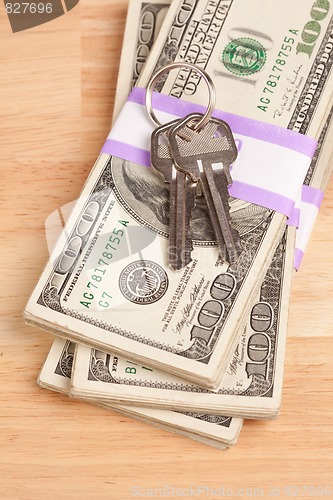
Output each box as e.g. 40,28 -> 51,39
138,0 -> 333,136
38,337 -> 243,449
112,0 -> 171,122
25,0 -> 330,389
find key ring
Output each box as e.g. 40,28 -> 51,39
145,62 -> 216,131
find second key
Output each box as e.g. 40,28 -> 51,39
169,113 -> 242,264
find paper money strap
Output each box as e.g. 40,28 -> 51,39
294,185 -> 324,269
102,88 -> 316,223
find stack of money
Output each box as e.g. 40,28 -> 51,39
38,338 -> 243,450
28,0 -> 333,448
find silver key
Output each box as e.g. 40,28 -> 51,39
151,121 -> 197,270
169,113 -> 242,264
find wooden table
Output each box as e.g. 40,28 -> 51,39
1,1 -> 333,498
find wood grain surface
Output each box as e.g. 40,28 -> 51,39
0,1 -> 333,499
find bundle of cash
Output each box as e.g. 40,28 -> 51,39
39,337 -> 243,450
28,0 -> 333,447
25,0 -> 333,389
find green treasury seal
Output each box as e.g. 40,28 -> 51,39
222,38 -> 266,76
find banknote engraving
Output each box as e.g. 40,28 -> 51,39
89,350 -> 116,383
153,0 -> 232,92
240,232 -> 286,397
55,340 -> 75,378
179,412 -> 232,426
119,260 -> 169,304
132,2 -> 172,87
37,161 -> 113,310
289,15 -> 333,133
222,37 -> 267,76
304,105 -> 333,185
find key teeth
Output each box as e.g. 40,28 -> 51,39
168,178 -> 196,272
217,171 -> 243,260
202,167 -> 243,266
169,256 -> 193,272
226,240 -> 243,265
224,226 -> 242,265
168,235 -> 193,271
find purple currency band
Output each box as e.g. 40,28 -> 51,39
293,185 -> 324,270
287,185 -> 324,228
294,248 -> 304,271
128,88 -> 317,157
101,88 -> 318,223
301,184 -> 324,207
101,139 -> 151,167
287,207 -> 301,228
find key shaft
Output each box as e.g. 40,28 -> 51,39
169,113 -> 241,264
151,121 -> 195,270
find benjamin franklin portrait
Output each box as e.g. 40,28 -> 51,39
110,157 -> 271,248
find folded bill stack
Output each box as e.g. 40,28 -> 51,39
26,0 -> 333,449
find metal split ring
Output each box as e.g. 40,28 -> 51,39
145,62 -> 216,131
